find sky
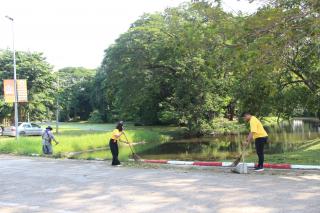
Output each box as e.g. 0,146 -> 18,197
0,0 -> 263,70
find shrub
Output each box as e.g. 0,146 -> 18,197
88,110 -> 104,123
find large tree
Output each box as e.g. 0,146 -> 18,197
236,0 -> 320,118
96,1 -> 238,134
93,0 -> 320,133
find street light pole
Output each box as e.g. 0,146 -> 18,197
56,71 -> 59,134
5,15 -> 19,139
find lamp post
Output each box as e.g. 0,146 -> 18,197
5,15 -> 19,139
56,71 -> 59,134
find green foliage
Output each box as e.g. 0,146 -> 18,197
95,1 -> 239,134
237,0 -> 320,117
0,50 -> 55,122
92,0 -> 319,135
2,0 -> 319,135
209,118 -> 247,134
57,67 -> 96,121
0,52 -> 97,123
88,110 -> 104,123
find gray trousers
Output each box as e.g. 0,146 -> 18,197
42,143 -> 53,155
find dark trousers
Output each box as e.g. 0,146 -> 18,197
255,137 -> 268,168
109,139 -> 120,165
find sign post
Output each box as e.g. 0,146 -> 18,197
5,15 -> 19,138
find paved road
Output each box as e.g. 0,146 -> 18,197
0,155 -> 319,213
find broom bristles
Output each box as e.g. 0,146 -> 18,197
132,153 -> 142,161
231,155 -> 242,167
123,132 -> 143,162
231,144 -> 247,167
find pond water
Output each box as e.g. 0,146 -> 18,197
138,118 -> 320,161
74,118 -> 320,161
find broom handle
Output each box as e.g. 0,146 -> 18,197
242,145 -> 245,163
122,132 -> 136,154
242,144 -> 246,169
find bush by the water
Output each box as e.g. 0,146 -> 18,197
200,118 -> 246,135
88,110 -> 104,123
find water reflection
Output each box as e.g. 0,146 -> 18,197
140,118 -> 320,161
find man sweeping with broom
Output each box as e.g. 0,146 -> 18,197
242,112 -> 268,172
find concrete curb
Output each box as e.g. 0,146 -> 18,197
141,159 -> 320,170
65,147 -> 108,157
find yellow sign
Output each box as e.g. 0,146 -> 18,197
3,79 -> 28,103
3,80 -> 15,102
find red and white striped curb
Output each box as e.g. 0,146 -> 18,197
140,159 -> 320,170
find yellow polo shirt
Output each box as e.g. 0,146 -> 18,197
111,129 -> 121,140
250,116 -> 268,139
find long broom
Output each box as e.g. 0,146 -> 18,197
122,132 -> 142,161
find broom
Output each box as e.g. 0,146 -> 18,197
122,132 -> 142,161
231,142 -> 248,167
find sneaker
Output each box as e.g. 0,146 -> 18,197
254,167 -> 264,172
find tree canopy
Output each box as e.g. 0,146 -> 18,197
57,67 -> 96,121
1,0 -> 319,135
92,0 -> 319,134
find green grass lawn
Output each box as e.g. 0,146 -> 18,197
0,123 -> 174,161
246,138 -> 320,165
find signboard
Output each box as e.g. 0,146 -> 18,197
17,80 -> 28,102
3,79 -> 28,103
3,80 -> 15,102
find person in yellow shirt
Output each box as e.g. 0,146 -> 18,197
109,121 -> 124,166
242,112 -> 268,172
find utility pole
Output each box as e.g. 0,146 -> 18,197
56,71 -> 59,134
5,15 -> 19,139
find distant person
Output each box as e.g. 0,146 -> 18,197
242,112 -> 268,172
42,126 -> 59,155
109,121 -> 124,166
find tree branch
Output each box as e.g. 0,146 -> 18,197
280,80 -> 305,89
145,64 -> 178,74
